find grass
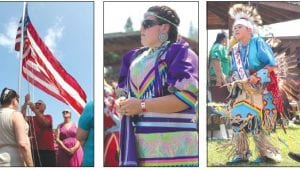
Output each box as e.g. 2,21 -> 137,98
207,124 -> 300,167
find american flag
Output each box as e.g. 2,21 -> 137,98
15,4 -> 30,51
15,4 -> 87,114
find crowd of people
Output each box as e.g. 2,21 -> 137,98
0,87 -> 94,167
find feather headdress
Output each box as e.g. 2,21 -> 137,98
229,4 -> 263,31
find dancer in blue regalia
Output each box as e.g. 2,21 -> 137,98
225,4 -> 284,164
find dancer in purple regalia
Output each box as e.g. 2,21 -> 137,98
115,5 -> 199,167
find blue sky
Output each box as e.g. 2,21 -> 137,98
0,2 -> 93,128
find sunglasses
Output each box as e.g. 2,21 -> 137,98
141,19 -> 161,29
62,111 -> 70,114
35,102 -> 42,106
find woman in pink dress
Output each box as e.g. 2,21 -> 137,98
56,109 -> 83,166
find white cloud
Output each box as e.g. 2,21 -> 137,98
0,16 -> 65,57
44,16 -> 64,54
0,18 -> 18,53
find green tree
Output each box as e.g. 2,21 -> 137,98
188,21 -> 198,42
104,51 -> 121,82
104,51 -> 120,65
124,17 -> 134,32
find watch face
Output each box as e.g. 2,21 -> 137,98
141,101 -> 146,112
141,103 -> 146,109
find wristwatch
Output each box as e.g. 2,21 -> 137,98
141,99 -> 147,112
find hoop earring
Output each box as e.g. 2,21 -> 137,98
159,32 -> 168,43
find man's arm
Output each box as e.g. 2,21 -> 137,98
212,58 -> 225,86
21,94 -> 32,118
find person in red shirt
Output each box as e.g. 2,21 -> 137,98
21,94 -> 56,167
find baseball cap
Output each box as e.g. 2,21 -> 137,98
35,100 -> 45,106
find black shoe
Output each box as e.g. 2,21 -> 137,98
294,120 -> 300,125
288,152 -> 300,162
294,116 -> 300,125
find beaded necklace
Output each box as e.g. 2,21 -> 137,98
238,42 -> 250,77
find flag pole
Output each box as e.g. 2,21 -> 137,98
18,2 -> 27,100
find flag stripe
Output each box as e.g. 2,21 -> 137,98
22,54 -> 63,100
23,65 -> 83,113
23,57 -> 52,84
22,66 -> 66,104
15,19 -> 23,51
22,55 -> 64,102
24,54 -> 49,77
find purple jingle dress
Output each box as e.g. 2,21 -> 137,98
118,40 -> 199,166
57,122 -> 83,166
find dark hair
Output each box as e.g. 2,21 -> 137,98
214,32 -> 227,44
147,5 -> 180,43
0,88 -> 19,106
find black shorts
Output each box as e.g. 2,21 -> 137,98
33,150 -> 56,167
